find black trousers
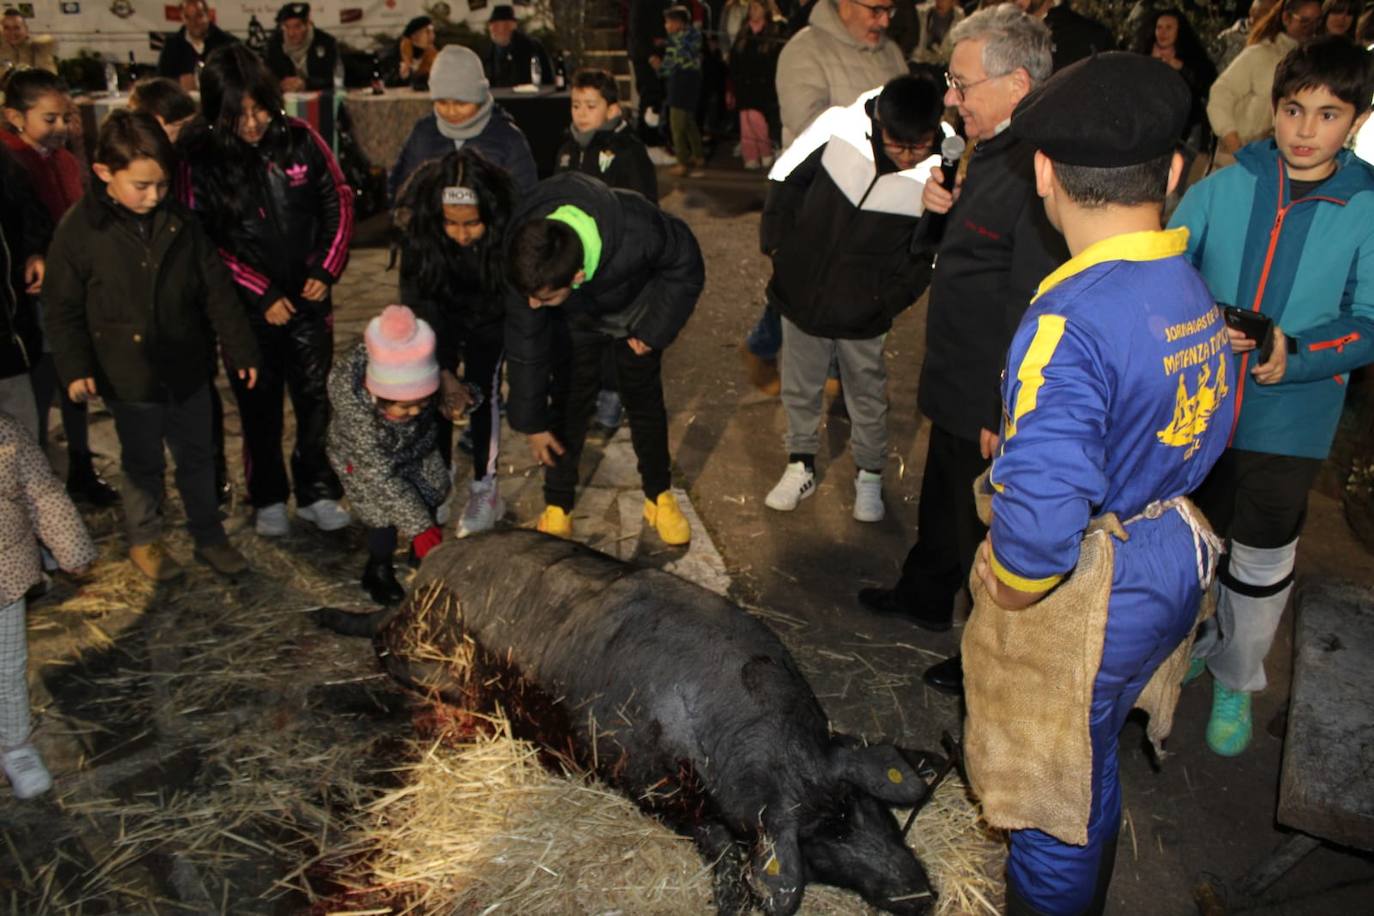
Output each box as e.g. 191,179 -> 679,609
894,423 -> 990,622
1189,447 -> 1322,549
544,330 -> 671,511
436,320 -> 504,481
107,385 -> 224,547
228,312 -> 342,509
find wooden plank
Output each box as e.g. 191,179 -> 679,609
1277,578 -> 1374,850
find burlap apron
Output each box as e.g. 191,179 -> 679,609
961,471 -> 1219,846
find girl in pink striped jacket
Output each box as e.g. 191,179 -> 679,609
185,45 -> 355,539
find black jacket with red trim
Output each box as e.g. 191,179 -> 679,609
188,117 -> 353,315
917,127 -> 1068,443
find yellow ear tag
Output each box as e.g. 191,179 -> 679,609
766,856 -> 781,876
887,767 -> 904,784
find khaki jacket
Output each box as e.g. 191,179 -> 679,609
776,0 -> 907,146
1206,33 -> 1297,145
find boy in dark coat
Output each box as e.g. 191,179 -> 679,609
44,110 -> 260,582
761,75 -> 943,524
505,172 -> 704,544
556,68 -> 658,203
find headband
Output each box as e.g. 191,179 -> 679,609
442,186 -> 479,207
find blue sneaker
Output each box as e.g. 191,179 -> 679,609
1206,681 -> 1253,757
1183,657 -> 1206,685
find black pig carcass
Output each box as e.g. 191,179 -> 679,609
316,529 -> 937,915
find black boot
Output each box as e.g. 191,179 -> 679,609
67,451 -> 120,507
361,556 -> 406,606
922,653 -> 964,696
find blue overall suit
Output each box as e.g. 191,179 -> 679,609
986,229 -> 1237,913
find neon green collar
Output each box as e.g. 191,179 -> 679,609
1033,227 -> 1190,304
547,205 -> 602,287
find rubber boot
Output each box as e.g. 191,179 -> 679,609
66,450 -> 119,507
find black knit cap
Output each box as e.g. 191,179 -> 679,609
1011,52 -> 1191,167
403,15 -> 432,37
276,2 -> 309,24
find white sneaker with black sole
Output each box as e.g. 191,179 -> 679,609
765,461 -> 816,511
254,502 -> 290,537
297,498 -> 351,532
458,477 -> 506,538
2,743 -> 53,800
853,470 -> 885,522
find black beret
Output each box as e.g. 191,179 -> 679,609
276,2 -> 309,23
403,15 -> 432,37
489,4 -> 517,22
1011,52 -> 1191,168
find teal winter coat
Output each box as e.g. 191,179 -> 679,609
1169,141 -> 1374,459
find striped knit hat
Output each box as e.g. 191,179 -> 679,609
364,305 -> 439,401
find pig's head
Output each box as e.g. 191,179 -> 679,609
800,740 -> 938,913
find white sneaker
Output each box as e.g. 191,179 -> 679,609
458,477 -> 505,538
2,743 -> 53,799
854,470 -> 885,522
255,502 -> 290,537
297,498 -> 351,532
765,461 -> 816,511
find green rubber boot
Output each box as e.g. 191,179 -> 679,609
1206,681 -> 1253,757
1182,657 -> 1206,686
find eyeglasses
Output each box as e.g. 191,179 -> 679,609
851,0 -> 897,19
883,139 -> 935,159
944,70 -> 999,99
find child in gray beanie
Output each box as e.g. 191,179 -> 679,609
388,45 -> 538,199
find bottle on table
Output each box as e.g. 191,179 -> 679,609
554,52 -> 567,90
104,60 -> 118,95
530,55 -> 542,87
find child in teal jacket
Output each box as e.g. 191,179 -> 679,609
1168,35 -> 1374,757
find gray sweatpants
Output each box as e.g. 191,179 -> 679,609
0,597 -> 30,748
780,317 -> 888,471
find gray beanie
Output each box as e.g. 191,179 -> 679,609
429,45 -> 490,102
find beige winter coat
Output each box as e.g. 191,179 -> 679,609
1206,33 -> 1297,146
776,0 -> 908,146
0,35 -> 58,74
0,414 -> 96,607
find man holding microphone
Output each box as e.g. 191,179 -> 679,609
858,5 -> 1066,693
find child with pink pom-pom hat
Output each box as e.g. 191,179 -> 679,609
327,305 -> 457,605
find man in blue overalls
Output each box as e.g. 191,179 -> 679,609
966,53 -> 1238,914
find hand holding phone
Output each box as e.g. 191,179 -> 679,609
1222,305 -> 1275,363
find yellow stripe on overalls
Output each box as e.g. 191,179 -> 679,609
1003,314 -> 1067,442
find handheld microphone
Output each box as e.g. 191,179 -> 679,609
938,134 -> 965,191
924,134 -> 967,241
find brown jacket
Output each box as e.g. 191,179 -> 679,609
0,414 -> 97,606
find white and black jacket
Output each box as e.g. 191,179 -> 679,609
761,90 -> 937,340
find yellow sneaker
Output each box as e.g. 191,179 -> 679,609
644,491 -> 691,545
537,505 -> 573,538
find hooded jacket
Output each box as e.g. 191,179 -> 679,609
504,172 -> 704,433
555,117 -> 658,202
388,107 -> 538,201
775,0 -> 907,145
761,90 -> 936,339
43,191 -> 261,403
1169,141 -> 1374,459
188,117 -> 353,316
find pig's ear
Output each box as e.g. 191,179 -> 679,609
747,818 -> 806,916
829,741 -> 930,806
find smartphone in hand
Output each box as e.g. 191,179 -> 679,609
1222,305 -> 1275,363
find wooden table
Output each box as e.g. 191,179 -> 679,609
342,86 -> 570,179
1240,577 -> 1374,894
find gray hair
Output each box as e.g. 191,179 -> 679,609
949,5 -> 1054,87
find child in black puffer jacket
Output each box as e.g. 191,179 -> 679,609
187,44 -> 354,541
